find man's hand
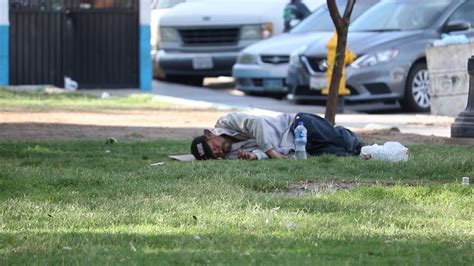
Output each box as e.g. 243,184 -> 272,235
238,149 -> 257,160
265,149 -> 285,160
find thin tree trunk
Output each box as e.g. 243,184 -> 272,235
324,0 -> 355,125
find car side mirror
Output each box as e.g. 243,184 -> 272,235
444,20 -> 471,33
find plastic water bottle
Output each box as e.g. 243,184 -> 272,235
294,121 -> 307,160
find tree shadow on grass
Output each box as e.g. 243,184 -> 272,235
1,231 -> 471,265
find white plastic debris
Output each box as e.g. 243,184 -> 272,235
287,221 -> 297,229
150,162 -> 165,167
64,76 -> 78,91
129,242 -> 137,252
462,177 -> 470,186
360,142 -> 409,162
101,92 -> 110,99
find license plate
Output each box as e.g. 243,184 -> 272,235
310,76 -> 327,90
263,79 -> 283,90
192,57 -> 213,70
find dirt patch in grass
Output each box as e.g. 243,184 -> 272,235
357,129 -> 474,146
0,109 -> 473,146
280,179 -> 450,196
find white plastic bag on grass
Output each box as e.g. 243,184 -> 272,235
360,142 -> 409,162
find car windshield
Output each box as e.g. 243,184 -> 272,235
291,1 -> 376,34
350,0 -> 452,31
152,0 -> 186,9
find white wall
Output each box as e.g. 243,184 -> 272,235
0,0 -> 8,25
140,0 -> 151,24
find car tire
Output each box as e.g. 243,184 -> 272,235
401,62 -> 430,112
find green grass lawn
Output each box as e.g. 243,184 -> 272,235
1,140 -> 473,265
1,88 -> 473,264
0,88 -> 173,111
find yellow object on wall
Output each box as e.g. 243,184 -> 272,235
321,32 -> 356,96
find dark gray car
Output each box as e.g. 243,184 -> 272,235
286,0 -> 474,112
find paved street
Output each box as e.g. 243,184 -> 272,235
152,79 -> 328,114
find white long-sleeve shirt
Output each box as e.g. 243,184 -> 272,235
210,112 -> 296,160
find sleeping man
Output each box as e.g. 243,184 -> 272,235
190,112 -> 364,160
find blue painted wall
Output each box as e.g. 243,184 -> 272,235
0,26 -> 8,86
139,25 -> 152,92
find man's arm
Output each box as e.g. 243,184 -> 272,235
265,149 -> 286,160
238,149 -> 285,160
215,113 -> 275,152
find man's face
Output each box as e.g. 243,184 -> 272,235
207,136 -> 232,158
204,130 -> 232,158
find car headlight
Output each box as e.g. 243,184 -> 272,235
289,46 -> 307,67
351,49 -> 399,69
237,53 -> 258,64
240,23 -> 273,40
160,27 -> 178,42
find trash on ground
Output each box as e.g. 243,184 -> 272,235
169,154 -> 195,161
129,242 -> 137,252
101,92 -> 110,99
287,222 -> 297,230
64,76 -> 78,91
150,162 -> 165,167
462,177 -> 470,186
360,141 -> 409,162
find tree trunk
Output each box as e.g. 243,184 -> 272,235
324,0 -> 356,125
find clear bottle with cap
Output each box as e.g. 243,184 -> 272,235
294,121 -> 307,160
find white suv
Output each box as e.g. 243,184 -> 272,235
155,0 -> 292,85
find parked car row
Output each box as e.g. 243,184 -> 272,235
153,0 -> 474,112
232,0 -> 379,98
286,0 -> 474,112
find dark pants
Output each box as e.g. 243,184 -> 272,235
293,113 -> 364,156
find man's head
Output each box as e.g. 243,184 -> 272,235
190,129 -> 232,160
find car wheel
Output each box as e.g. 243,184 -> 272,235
401,63 -> 430,112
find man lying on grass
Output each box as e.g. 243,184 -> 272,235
191,112 -> 364,160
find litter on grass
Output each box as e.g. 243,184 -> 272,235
360,141 -> 409,162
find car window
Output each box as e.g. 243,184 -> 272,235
351,0 -> 452,31
448,1 -> 474,27
153,0 -> 186,9
291,1 -> 377,33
